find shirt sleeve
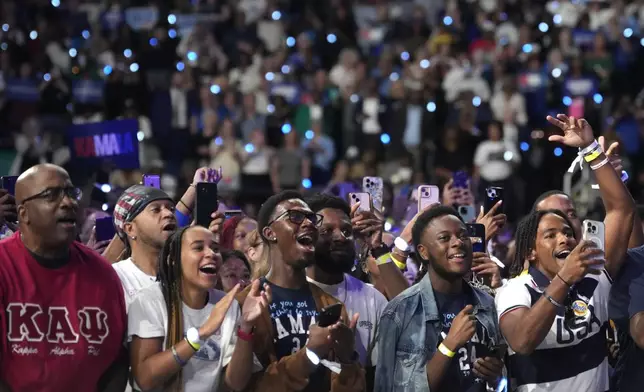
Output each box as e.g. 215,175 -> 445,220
495,278 -> 532,320
127,290 -> 166,342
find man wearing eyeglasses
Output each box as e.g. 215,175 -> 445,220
236,190 -> 365,392
0,164 -> 128,392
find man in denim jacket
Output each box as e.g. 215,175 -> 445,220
375,206 -> 504,392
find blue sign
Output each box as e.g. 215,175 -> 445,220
5,79 -> 40,102
68,119 -> 140,169
72,79 -> 104,104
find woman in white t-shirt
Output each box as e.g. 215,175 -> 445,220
128,225 -> 271,392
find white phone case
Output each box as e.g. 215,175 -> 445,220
418,185 -> 440,211
362,177 -> 384,212
582,219 -> 605,270
349,192 -> 371,212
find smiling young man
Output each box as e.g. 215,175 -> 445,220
304,193 -> 388,390
111,185 -> 177,309
236,190 -> 365,392
0,164 -> 127,392
375,206 -> 503,392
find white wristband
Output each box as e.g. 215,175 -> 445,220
306,348 -> 320,366
394,237 -> 410,252
579,140 -> 599,155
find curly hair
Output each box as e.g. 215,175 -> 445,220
509,209 -> 576,278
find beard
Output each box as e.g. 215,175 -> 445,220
314,241 -> 356,275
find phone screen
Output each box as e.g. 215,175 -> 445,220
95,216 -> 115,242
143,174 -> 161,189
196,183 -> 219,228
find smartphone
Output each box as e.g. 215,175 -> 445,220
484,187 -> 504,215
1,176 -> 18,196
418,185 -> 440,211
195,182 -> 219,228
453,171 -> 469,189
489,343 -> 508,359
349,192 -> 371,212
466,223 -> 486,253
142,174 -> 161,189
224,210 -> 243,219
458,205 -> 476,223
95,216 -> 116,242
582,219 -> 605,269
362,177 -> 384,212
318,303 -> 343,327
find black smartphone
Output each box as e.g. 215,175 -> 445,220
318,303 -> 343,327
489,343 -> 508,359
142,174 -> 161,189
224,210 -> 243,219
484,187 -> 504,215
1,176 -> 18,196
95,216 -> 115,242
466,223 -> 486,253
195,182 -> 218,228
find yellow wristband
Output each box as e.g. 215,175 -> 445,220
390,253 -> 407,270
376,253 -> 393,266
185,337 -> 200,351
584,149 -> 601,162
438,343 -> 456,358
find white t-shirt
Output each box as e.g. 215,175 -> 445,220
128,283 -> 241,392
473,140 -> 520,182
307,273 -> 388,367
112,257 -> 157,311
495,268 -> 612,392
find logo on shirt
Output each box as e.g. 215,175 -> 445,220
193,339 -> 221,362
572,300 -> 589,317
358,320 -> 373,330
6,303 -> 110,357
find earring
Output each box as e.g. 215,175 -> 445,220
130,236 -> 136,240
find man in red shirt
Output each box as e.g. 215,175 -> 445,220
0,163 -> 128,391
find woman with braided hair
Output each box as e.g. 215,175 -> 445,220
127,225 -> 271,391
494,114 -> 635,392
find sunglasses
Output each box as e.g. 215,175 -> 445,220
21,186 -> 83,204
268,209 -> 323,228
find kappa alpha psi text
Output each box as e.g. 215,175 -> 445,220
7,303 -> 110,357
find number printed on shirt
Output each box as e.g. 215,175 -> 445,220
291,337 -> 301,354
457,345 -> 477,371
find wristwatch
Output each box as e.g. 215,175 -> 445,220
394,237 -> 410,253
306,348 -> 321,366
186,327 -> 204,351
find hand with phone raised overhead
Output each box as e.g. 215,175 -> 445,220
86,227 -> 111,254
0,189 -> 17,226
350,202 -> 384,248
557,240 -> 606,285
476,201 -> 506,242
207,211 -> 225,241
471,252 -> 502,289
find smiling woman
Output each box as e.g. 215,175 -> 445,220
127,226 -> 243,392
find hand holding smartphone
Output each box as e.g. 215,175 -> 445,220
484,187 -> 504,215
95,216 -> 116,242
466,223 -> 486,253
349,192 -> 371,212
1,176 -> 18,196
195,183 -> 219,228
318,303 -> 343,327
362,177 -> 384,212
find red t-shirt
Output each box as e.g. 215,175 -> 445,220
0,232 -> 126,391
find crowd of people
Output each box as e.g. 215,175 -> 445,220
1,115 -> 644,392
2,0 -> 644,391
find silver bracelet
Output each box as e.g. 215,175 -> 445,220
172,346 -> 187,367
543,292 -> 564,308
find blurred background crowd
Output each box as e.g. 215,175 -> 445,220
1,0 -> 643,224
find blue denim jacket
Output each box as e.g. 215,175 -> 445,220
374,274 -> 502,392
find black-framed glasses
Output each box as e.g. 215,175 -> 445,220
21,186 -> 83,204
268,210 -> 323,227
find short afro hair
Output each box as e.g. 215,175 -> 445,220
305,193 -> 351,216
531,190 -> 570,212
411,206 -> 464,255
257,190 -> 304,240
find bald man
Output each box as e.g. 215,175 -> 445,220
0,164 -> 128,392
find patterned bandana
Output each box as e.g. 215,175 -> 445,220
113,185 -> 172,240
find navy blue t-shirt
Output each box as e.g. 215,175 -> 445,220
434,290 -> 489,392
609,245 -> 644,392
262,278 -> 325,390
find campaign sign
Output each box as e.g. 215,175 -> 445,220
68,119 -> 140,169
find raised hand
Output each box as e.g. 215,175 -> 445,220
0,189 -> 17,226
546,114 -> 595,148
471,252 -> 502,289
350,203 -> 384,248
86,227 -> 111,254
207,211 -> 225,242
476,201 -> 506,242
199,284 -> 241,338
241,280 -> 272,330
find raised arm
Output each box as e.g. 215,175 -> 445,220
547,115 -> 635,278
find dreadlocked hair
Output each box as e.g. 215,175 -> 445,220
157,226 -> 191,391
510,209 -> 575,278
411,205 -> 464,285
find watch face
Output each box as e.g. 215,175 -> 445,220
187,328 -> 200,342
